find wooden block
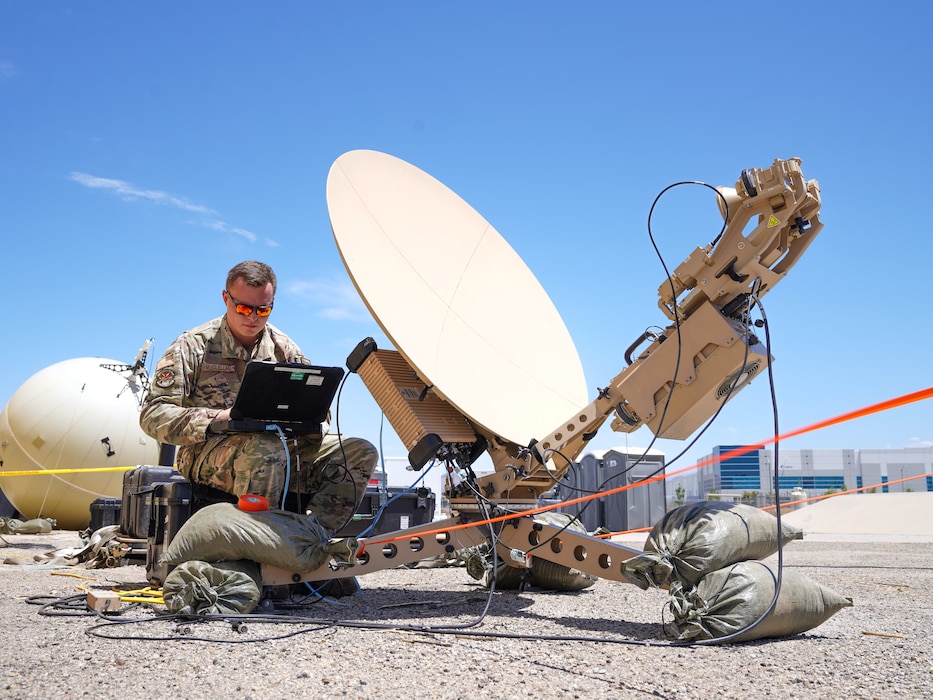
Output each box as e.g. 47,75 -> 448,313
86,590 -> 122,612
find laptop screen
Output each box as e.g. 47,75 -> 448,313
222,361 -> 344,434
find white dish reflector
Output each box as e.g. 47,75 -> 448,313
326,150 -> 588,446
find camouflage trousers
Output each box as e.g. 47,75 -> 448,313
178,432 -> 379,532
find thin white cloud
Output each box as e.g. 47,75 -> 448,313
201,219 -> 257,243
69,172 -> 216,214
0,61 -> 15,81
288,277 -> 370,321
69,171 -> 276,245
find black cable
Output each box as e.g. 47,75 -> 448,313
26,593 -> 144,618
84,465 -> 505,644
27,593 -> 96,617
426,482 -> 499,631
389,178 -> 775,645
524,286 -> 762,564
324,371 -> 364,534
355,461 -> 435,539
519,180 -> 768,595
520,180 -> 695,526
675,285 -> 783,646
462,283 -> 784,646
578,180 -> 747,489
519,183 -> 747,552
445,457 -> 519,518
85,612 -> 338,643
604,285 -> 759,488
627,181 -> 729,458
82,178 -> 780,648
565,181 -> 717,493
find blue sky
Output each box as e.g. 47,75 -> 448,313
2,2 -> 931,480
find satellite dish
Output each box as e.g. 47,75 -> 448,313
326,150 -> 588,445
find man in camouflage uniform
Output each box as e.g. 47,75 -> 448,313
139,260 -> 378,533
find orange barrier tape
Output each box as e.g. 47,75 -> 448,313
601,471 -> 933,538
367,385 -> 933,547
680,385 -> 933,480
759,471 -> 933,511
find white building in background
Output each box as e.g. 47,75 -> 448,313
672,445 -> 933,504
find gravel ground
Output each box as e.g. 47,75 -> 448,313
1,530 -> 931,700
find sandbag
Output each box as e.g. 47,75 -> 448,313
0,517 -> 56,535
162,560 -> 263,616
161,503 -> 330,572
488,552 -> 598,592
621,502 -> 803,589
668,560 -> 852,642
462,512 -> 598,592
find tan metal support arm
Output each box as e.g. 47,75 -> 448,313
473,157 -> 821,502
261,513 -> 642,586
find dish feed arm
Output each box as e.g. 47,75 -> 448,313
479,157 -> 821,500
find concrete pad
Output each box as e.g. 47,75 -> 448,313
780,492 -> 933,542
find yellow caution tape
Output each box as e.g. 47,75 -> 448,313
0,466 -> 142,477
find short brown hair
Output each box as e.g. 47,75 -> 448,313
226,260 -> 277,293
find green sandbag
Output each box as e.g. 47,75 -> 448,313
621,502 -> 803,589
0,517 -> 56,535
488,553 -> 598,591
162,559 -> 263,616
462,512 -> 598,591
161,503 -> 330,573
668,560 -> 852,642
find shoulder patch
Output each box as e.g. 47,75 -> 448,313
155,368 -> 176,388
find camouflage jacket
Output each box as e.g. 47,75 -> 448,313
139,316 -> 308,448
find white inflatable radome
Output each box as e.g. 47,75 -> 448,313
0,357 -> 160,530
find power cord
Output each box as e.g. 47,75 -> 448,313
355,462 -> 435,539
81,176 -> 783,647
